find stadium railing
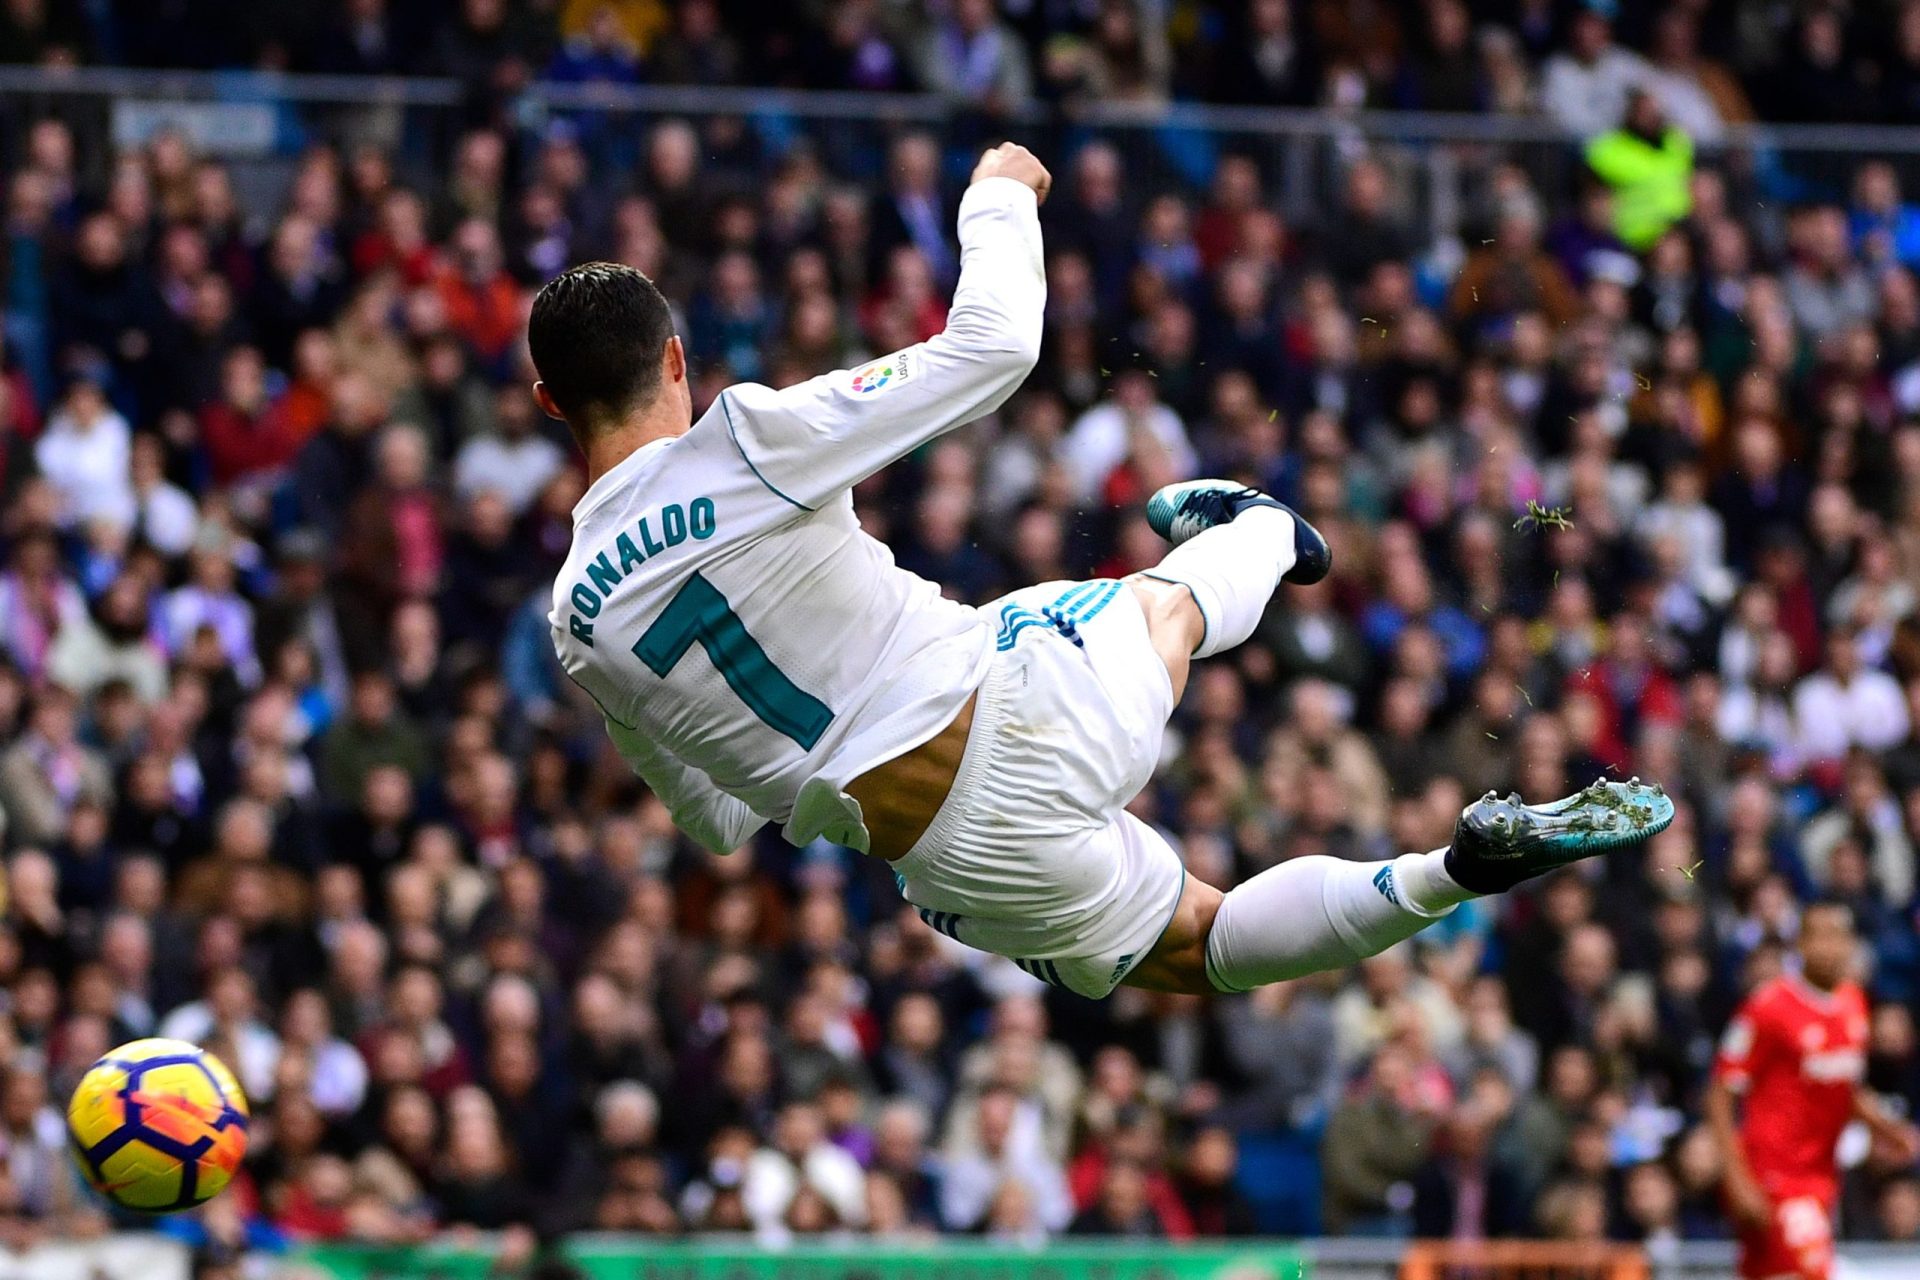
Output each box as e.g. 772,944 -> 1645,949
4,67 -> 1920,251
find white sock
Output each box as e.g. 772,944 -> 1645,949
1144,506 -> 1296,658
1204,850 -> 1477,993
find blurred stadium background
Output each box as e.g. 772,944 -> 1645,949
6,0 -> 1920,1278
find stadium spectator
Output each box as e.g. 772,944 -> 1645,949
1540,5 -> 1650,138
939,1088 -> 1060,1228
913,0 -> 1033,117
1643,12 -> 1750,145
1410,1095 -> 1531,1238
1210,0 -> 1319,108
1321,1043 -> 1437,1235
1585,89 -> 1695,252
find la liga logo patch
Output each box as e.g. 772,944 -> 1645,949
850,351 -> 911,394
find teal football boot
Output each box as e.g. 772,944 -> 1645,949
1144,479 -> 1331,585
1444,778 -> 1677,894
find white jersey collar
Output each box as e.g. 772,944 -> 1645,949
1784,968 -> 1842,1013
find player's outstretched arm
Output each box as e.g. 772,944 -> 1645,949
717,143 -> 1049,510
603,716 -> 767,853
1853,1086 -> 1920,1163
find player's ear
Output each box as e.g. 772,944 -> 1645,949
532,381 -> 564,420
664,335 -> 687,384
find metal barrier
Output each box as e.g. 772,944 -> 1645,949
8,66 -> 1920,146
2,67 -> 1920,252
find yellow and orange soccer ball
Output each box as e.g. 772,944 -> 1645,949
66,1039 -> 250,1213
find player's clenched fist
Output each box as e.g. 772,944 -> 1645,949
971,142 -> 1051,204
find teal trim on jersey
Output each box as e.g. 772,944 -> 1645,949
718,393 -> 814,512
918,907 -> 963,940
1009,864 -> 1185,996
1054,580 -> 1121,621
1012,956 -> 1065,989
995,579 -> 1126,652
1049,581 -> 1105,614
995,610 -> 1054,651
633,571 -> 835,750
1070,581 -> 1122,624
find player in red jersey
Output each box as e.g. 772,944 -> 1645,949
1706,902 -> 1920,1280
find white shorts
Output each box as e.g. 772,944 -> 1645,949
890,579 -> 1189,999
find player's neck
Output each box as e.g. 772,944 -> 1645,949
1790,968 -> 1842,1002
581,410 -> 687,487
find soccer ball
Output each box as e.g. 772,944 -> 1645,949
66,1038 -> 250,1213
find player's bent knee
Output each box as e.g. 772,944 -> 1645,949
1120,875 -> 1223,995
1125,576 -> 1204,701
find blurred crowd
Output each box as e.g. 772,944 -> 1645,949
19,0 -> 1920,130
8,2 -> 1920,1265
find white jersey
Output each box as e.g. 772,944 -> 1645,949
549,177 -> 1046,853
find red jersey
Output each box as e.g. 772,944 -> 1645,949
1712,974 -> 1868,1197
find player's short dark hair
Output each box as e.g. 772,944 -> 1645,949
528,262 -> 675,429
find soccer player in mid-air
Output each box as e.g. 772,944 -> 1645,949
531,142 -> 1674,1000
1708,902 -> 1920,1280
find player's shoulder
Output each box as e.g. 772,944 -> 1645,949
716,359 -> 908,422
1740,975 -> 1795,1020
1760,974 -> 1869,1027
708,378 -> 796,428
711,379 -> 779,413
1722,978 -> 1795,1064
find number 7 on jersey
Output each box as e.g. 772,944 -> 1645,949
632,573 -> 836,750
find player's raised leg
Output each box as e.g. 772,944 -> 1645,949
1113,477 -> 1672,996
1127,778 -> 1676,994
961,477 -> 1676,997
1123,479 -> 1331,700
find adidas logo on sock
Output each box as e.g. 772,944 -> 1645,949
1373,865 -> 1401,907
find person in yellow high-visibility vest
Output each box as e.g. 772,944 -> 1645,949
1584,88 -> 1695,251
